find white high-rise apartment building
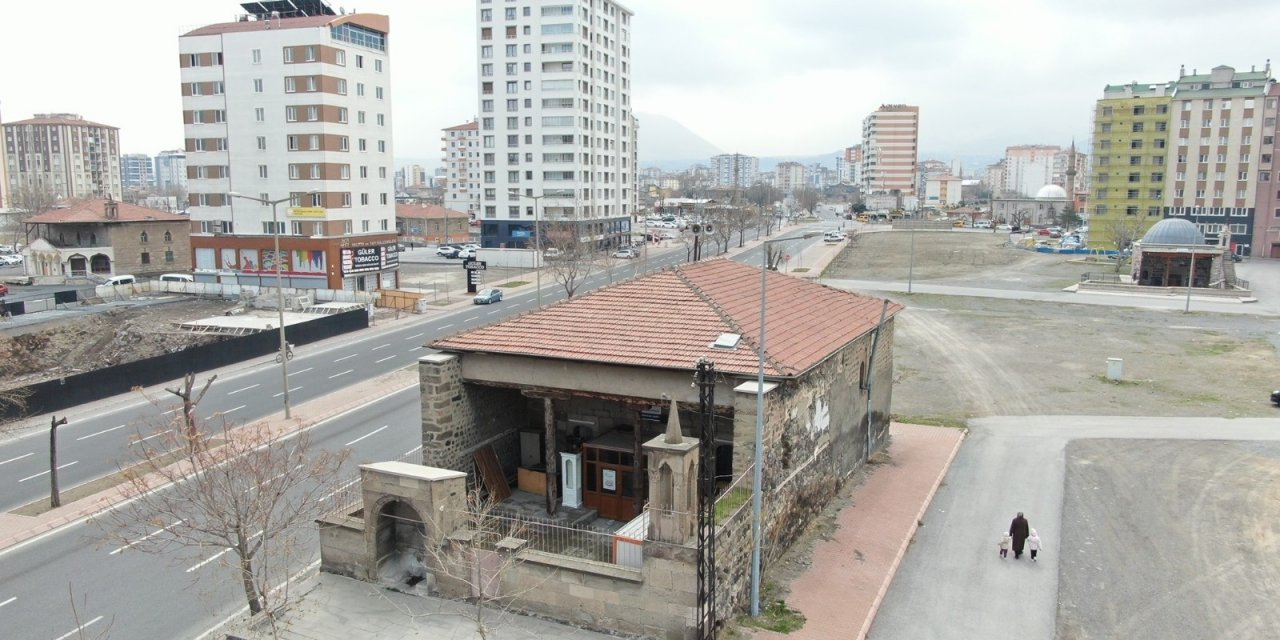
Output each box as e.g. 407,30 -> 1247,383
443,120 -> 480,216
2,113 -> 122,202
861,104 -> 919,200
122,153 -> 156,190
179,4 -> 399,290
710,153 -> 758,189
475,0 -> 636,248
1002,144 -> 1061,197
154,149 -> 188,195
776,161 -> 806,193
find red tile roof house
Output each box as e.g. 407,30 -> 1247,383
318,258 -> 901,639
23,197 -> 192,283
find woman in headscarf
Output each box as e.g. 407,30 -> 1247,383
1009,512 -> 1030,559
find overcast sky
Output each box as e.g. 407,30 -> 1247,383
3,0 -> 1277,170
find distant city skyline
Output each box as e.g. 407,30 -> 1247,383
2,0 -> 1277,167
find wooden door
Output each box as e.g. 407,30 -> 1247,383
583,446 -> 642,521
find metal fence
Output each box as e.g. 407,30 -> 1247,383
1080,272 -> 1124,284
482,511 -> 618,563
318,446 -> 424,517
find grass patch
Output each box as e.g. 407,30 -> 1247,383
498,280 -> 530,288
1173,392 -> 1222,405
1093,374 -> 1144,386
1184,340 -> 1238,357
790,267 -> 810,273
738,599 -> 806,634
715,485 -> 751,521
892,414 -> 968,430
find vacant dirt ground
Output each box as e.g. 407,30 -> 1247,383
1057,439 -> 1280,639
0,298 -> 241,387
823,231 -> 1280,420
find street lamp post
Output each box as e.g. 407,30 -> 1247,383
229,191 -> 314,419
511,190 -> 545,309
750,232 -> 817,617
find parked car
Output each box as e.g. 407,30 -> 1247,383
973,220 -> 992,229
473,288 -> 503,305
1271,388 -> 1280,406
996,224 -> 1013,231
436,245 -> 460,258
543,248 -> 564,260
0,283 -> 8,297
457,248 -> 477,259
159,273 -> 194,282
612,248 -> 637,259
105,274 -> 136,286
0,254 -> 21,266
822,231 -> 845,243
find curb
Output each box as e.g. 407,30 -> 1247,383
856,425 -> 966,640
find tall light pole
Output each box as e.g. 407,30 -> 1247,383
511,189 -> 545,309
229,190 -> 315,419
751,231 -> 816,617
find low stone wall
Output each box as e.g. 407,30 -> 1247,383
1078,281 -> 1252,298
318,513 -> 367,579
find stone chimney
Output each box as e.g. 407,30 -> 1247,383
104,196 -> 118,219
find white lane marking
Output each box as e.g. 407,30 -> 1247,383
205,405 -> 245,420
439,324 -> 454,329
187,531 -> 262,572
134,429 -> 173,444
328,369 -> 353,380
409,347 -> 423,352
487,310 -> 501,315
75,424 -> 126,441
403,445 -> 423,457
162,408 -> 179,416
0,596 -> 14,608
333,353 -> 358,363
371,343 -> 390,351
0,452 -> 34,466
316,478 -> 361,504
227,383 -> 260,395
289,367 -> 313,376
375,355 -> 396,364
463,316 -> 478,322
110,519 -> 184,555
53,616 -> 104,640
272,385 -> 303,398
18,461 -> 77,483
404,332 -> 425,341
344,424 -> 389,447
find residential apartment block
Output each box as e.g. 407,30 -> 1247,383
924,175 -> 963,208
474,0 -> 637,249
861,104 -> 919,202
710,153 -> 758,189
1002,145 -> 1061,198
2,113 -> 122,203
1089,82 -> 1173,250
442,120 -> 480,217
179,3 -> 399,291
122,153 -> 156,190
839,145 -> 863,186
154,149 -> 188,196
775,161 -> 806,193
1256,83 -> 1280,257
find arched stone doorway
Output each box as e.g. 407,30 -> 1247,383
68,255 -> 87,276
89,254 -> 111,275
374,499 -> 427,585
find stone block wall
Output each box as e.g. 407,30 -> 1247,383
317,514 -> 366,579
419,354 -> 530,474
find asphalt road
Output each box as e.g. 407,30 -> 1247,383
867,416 -> 1280,640
0,226 -> 833,639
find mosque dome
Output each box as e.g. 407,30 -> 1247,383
1035,184 -> 1068,199
1141,218 -> 1205,245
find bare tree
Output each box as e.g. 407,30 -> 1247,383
794,187 -> 820,217
542,220 -> 596,298
165,372 -> 216,445
1103,216 -> 1147,273
391,489 -> 551,640
8,182 -> 60,249
100,389 -> 347,620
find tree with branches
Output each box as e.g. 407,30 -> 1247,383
542,219 -> 596,298
8,182 -> 60,249
1103,216 -> 1147,273
794,187 -> 820,218
100,383 -> 347,621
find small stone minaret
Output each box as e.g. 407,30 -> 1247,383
643,398 -> 699,544
1065,139 -> 1077,209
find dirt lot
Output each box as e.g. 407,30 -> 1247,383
1057,439 -> 1280,639
823,231 -> 1280,420
0,298 -> 242,388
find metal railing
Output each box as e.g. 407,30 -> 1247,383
319,446 -> 423,517
1080,272 -> 1124,284
481,511 -> 618,563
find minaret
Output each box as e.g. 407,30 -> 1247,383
1065,139 -> 1078,209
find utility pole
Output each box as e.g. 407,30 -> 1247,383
50,415 -> 68,508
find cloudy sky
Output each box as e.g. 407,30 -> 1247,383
3,0 -> 1277,171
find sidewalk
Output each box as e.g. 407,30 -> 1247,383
749,422 -> 965,640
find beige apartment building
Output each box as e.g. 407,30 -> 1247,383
442,120 -> 479,218
2,113 -> 122,204
861,104 -> 919,201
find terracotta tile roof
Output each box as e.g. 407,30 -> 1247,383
395,203 -> 469,220
443,121 -> 479,131
431,258 -> 902,378
182,15 -> 336,36
27,199 -> 189,224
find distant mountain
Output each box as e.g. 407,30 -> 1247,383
636,112 -> 723,169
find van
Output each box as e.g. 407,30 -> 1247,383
823,231 -> 845,243
105,275 -> 136,286
973,220 -> 992,229
159,273 -> 194,283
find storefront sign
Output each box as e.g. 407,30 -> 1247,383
341,244 -> 398,275
289,206 -> 327,218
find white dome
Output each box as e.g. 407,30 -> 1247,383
1035,185 -> 1068,199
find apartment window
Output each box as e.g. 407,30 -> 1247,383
1126,189 -> 1139,199
340,136 -> 349,151
287,136 -> 299,151
358,110 -> 366,124
255,107 -> 265,122
283,48 -> 294,63
1101,106 -> 1114,117
344,221 -> 353,234
309,134 -> 319,150
506,81 -> 518,94
358,138 -> 367,151
376,113 -> 385,126
1260,172 -> 1270,182
375,87 -> 383,100
286,106 -> 298,122
1129,156 -> 1141,166
253,78 -> 264,93
375,60 -> 383,73
263,221 -> 286,234
380,193 -> 388,205
482,100 -> 494,113
380,219 -> 389,231
506,134 -> 519,147
1125,206 -> 1139,216
309,164 -> 321,179
307,106 -> 319,121
1131,122 -> 1144,132
356,54 -> 364,68
341,193 -> 352,207
359,166 -> 368,178
340,165 -> 350,179
1156,104 -> 1169,114
504,7 -> 516,19
289,165 -> 300,179
337,78 -> 347,95
1100,123 -> 1112,133
335,50 -> 345,66
257,136 -> 267,150
357,82 -> 365,96
377,140 -> 386,152
258,164 -> 268,178
252,49 -> 262,64
360,193 -> 369,205
506,99 -> 518,111
482,63 -> 494,77
306,76 -> 317,92
480,8 -> 492,20
338,107 -> 348,123
1133,105 -> 1146,116
1128,172 -> 1141,183
1239,170 -> 1250,180
1151,172 -> 1164,182
285,77 -> 297,93
1129,139 -> 1143,149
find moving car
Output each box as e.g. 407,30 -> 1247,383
436,245 -> 460,258
973,220 -> 992,229
1272,388 -> 1280,406
473,288 -> 503,305
612,248 -> 638,259
822,231 -> 845,243
457,247 -> 477,259
0,283 -> 8,297
159,273 -> 194,282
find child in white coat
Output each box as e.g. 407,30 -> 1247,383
1028,529 -> 1042,561
998,532 -> 1012,559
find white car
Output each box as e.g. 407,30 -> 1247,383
612,248 -> 638,259
457,248 -> 477,259
0,254 -> 22,266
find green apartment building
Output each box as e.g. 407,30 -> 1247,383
1089,83 -> 1173,250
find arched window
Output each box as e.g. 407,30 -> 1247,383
163,230 -> 173,243
140,231 -> 149,243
